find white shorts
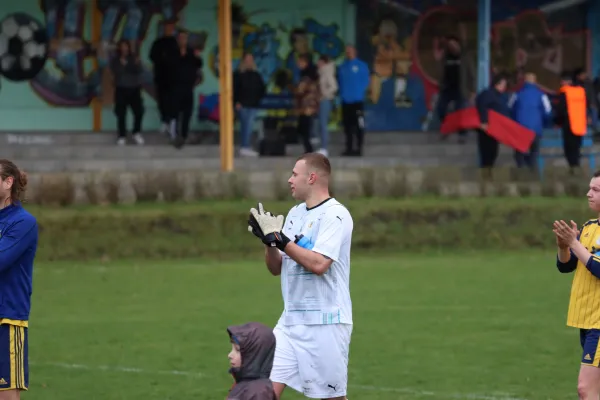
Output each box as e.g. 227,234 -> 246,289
270,323 -> 352,399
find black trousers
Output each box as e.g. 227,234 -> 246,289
172,89 -> 194,139
562,129 -> 582,167
155,81 -> 169,123
477,129 -> 499,168
114,86 -> 144,137
342,102 -> 365,153
297,115 -> 314,153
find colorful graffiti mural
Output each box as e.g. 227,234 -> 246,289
0,0 -> 348,130
356,0 -> 590,131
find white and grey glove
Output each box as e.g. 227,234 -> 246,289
248,203 -> 289,250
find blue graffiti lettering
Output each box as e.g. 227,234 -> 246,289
304,18 -> 343,59
243,24 -> 282,84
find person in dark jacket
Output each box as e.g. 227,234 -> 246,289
475,73 -> 510,176
555,71 -> 589,174
227,322 -> 277,400
337,45 -> 370,156
111,39 -> 145,146
508,72 -> 552,170
294,55 -> 320,154
234,53 -> 266,157
170,29 -> 203,148
149,20 -> 179,135
437,35 -> 476,144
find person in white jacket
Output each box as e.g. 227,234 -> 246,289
317,55 -> 338,157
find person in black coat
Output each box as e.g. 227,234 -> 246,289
170,29 -> 203,149
475,73 -> 510,176
233,53 -> 266,157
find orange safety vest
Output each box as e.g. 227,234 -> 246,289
559,85 -> 587,136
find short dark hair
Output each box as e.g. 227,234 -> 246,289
318,54 -> 330,63
593,170 -> 600,178
297,153 -> 331,176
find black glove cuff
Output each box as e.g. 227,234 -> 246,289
264,231 -> 291,251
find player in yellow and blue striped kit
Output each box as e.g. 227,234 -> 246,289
0,160 -> 38,399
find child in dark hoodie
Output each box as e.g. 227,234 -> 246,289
227,322 -> 277,400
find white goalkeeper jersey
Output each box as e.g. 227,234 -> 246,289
276,198 -> 353,326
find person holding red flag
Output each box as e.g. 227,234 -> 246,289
475,73 -> 510,177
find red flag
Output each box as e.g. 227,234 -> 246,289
440,107 -> 536,153
440,107 -> 481,134
487,110 -> 536,153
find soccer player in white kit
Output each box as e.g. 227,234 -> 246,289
247,153 -> 353,400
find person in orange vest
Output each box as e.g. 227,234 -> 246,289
554,71 -> 588,174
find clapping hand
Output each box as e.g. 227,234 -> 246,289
553,220 -> 580,248
247,203 -> 290,250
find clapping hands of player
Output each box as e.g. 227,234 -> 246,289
248,203 -> 290,250
553,220 -> 580,248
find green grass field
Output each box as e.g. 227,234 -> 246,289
25,251 -> 580,400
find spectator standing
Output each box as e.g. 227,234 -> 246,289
316,55 -> 338,157
437,35 -> 475,144
555,71 -> 588,174
294,55 -> 320,154
338,45 -> 370,156
170,30 -> 203,149
111,39 -> 145,146
475,73 -> 510,177
233,52 -> 266,157
149,19 -> 179,135
508,72 -> 552,171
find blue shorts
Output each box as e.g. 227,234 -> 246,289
0,324 -> 28,391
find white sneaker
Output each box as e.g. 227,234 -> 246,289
317,148 -> 328,157
116,137 -> 126,146
160,123 -> 168,135
132,133 -> 145,145
239,147 -> 259,157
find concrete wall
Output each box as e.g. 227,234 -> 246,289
0,0 -> 352,131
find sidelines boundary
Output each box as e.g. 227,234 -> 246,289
30,361 -> 528,400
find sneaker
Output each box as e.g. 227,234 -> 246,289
239,147 -> 259,157
159,123 -> 168,135
132,133 -> 145,145
116,137 -> 126,146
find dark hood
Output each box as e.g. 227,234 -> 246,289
228,322 -> 275,382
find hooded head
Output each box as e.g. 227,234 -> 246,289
227,322 -> 276,382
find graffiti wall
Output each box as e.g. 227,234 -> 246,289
357,0 -> 590,131
0,0 -> 350,131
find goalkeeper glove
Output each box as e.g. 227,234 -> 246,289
248,203 -> 290,250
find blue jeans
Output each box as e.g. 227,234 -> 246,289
238,107 -> 257,148
318,99 -> 332,149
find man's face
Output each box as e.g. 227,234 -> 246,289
587,177 -> 600,212
228,343 -> 241,368
345,46 -> 356,59
496,79 -> 507,92
177,32 -> 188,47
164,23 -> 175,36
288,160 -> 314,201
447,39 -> 460,54
297,58 -> 307,70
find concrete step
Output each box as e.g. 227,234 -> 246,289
0,130 -> 451,147
2,142 -> 522,160
10,153 -> 555,173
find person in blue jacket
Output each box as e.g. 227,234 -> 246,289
508,72 -> 552,170
337,45 -> 370,156
475,73 -> 510,177
0,159 -> 37,397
